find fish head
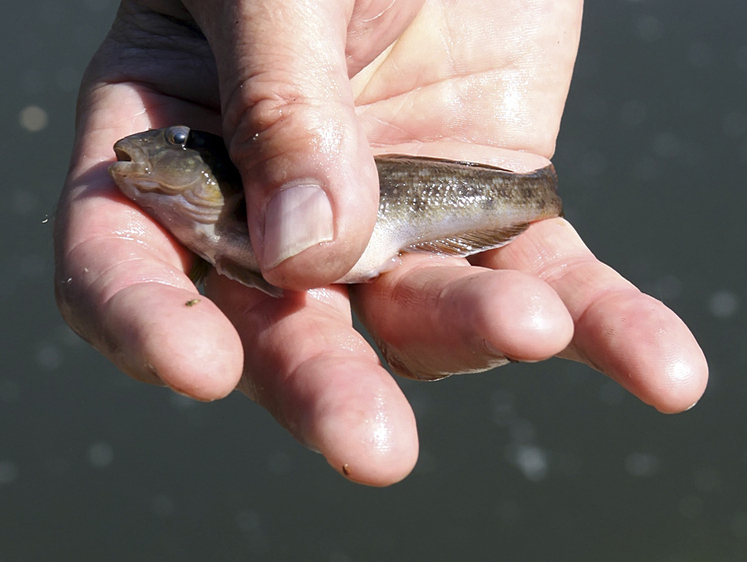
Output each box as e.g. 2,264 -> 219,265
109,126 -> 243,225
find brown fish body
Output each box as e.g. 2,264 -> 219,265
109,126 -> 562,294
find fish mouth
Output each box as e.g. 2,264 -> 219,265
108,137 -> 163,200
109,138 -> 150,177
113,145 -> 133,162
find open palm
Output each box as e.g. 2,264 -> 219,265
55,0 -> 707,486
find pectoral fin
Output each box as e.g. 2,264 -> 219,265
188,257 -> 212,287
406,223 -> 530,257
215,257 -> 284,298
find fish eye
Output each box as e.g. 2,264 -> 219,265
166,126 -> 190,147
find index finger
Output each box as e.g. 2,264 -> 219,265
54,89 -> 244,400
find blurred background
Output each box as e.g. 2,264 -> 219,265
2,1 -> 746,560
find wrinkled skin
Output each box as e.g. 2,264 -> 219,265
54,0 -> 707,486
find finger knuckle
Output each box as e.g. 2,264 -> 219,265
225,75 -> 347,172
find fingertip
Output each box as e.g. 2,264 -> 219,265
295,361 -> 419,487
628,298 -> 709,415
319,398 -> 420,487
574,292 -> 709,415
644,323 -> 709,415
330,449 -> 419,487
472,270 -> 575,361
105,284 -> 244,401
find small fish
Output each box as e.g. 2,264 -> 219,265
109,126 -> 562,296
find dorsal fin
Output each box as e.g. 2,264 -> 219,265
405,223 -> 530,257
376,154 -> 514,173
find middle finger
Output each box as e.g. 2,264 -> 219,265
206,275 -> 419,485
352,253 -> 574,380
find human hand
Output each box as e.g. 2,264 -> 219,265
54,0 -> 707,486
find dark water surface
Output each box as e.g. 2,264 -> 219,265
2,1 -> 747,560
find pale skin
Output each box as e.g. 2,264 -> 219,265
54,0 -> 708,486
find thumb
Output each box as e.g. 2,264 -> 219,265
183,0 -> 379,290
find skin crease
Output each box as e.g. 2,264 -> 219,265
53,0 -> 708,486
